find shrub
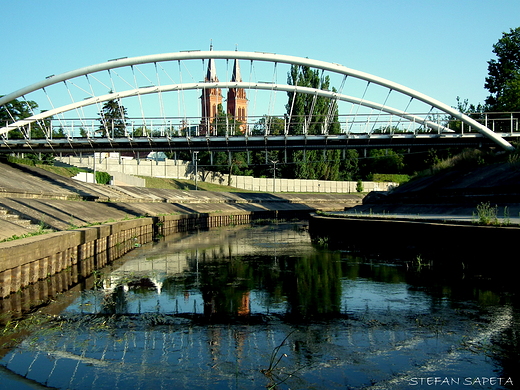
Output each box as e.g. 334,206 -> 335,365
95,171 -> 112,184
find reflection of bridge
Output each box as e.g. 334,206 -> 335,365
1,50 -> 517,153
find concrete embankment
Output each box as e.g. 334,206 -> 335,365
0,211 -> 264,300
0,161 -> 362,301
308,213 -> 520,258
307,161 -> 520,253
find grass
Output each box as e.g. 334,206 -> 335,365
0,221 -> 51,243
472,202 -> 514,226
370,173 -> 410,184
34,164 -> 84,178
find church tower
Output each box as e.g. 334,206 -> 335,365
200,44 -> 223,135
227,57 -> 248,133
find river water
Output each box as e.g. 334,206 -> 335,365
0,221 -> 518,389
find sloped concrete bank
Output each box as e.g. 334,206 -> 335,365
0,160 -> 361,307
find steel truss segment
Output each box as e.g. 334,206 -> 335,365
0,51 -> 514,150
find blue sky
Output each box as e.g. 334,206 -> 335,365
2,0 -> 520,114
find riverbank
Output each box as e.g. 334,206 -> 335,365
0,161 -> 363,241
0,160 -> 363,300
308,212 -> 520,259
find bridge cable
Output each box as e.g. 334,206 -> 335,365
62,80 -> 89,138
154,62 -> 167,137
286,66 -> 300,135
176,61 -> 188,135
266,62 -> 279,135
21,94 -> 46,140
85,74 -> 108,138
1,102 -> 20,143
349,81 -> 371,133
106,68 -> 137,136
394,96 -> 414,132
304,70 -> 323,135
250,60 -> 259,132
324,74 -> 347,134
131,65 -> 147,136
370,88 -> 392,134
247,60 -> 254,136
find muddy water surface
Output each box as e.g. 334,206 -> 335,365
0,222 -> 518,389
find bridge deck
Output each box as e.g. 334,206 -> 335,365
2,133 -> 517,153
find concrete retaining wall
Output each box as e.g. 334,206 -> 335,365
57,156 -> 397,193
0,218 -> 153,299
0,209 -> 292,300
308,213 -> 519,258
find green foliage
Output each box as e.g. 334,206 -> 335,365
0,97 -> 40,139
361,149 -> 404,178
473,202 -> 499,226
98,95 -> 128,137
356,179 -> 363,192
6,154 -> 54,166
253,116 -> 285,135
6,155 -> 36,166
430,149 -> 487,173
1,221 -> 50,243
371,173 -> 410,183
447,97 -> 486,133
0,97 -> 37,123
95,171 -> 112,184
485,26 -> 520,111
473,202 -> 513,226
284,65 -> 344,180
285,65 -> 341,136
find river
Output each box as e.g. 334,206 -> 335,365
0,221 -> 517,389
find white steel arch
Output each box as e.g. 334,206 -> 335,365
0,50 -> 514,150
0,82 -> 453,136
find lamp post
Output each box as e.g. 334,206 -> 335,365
193,151 -> 199,190
271,159 -> 278,192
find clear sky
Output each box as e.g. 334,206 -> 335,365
2,0 -> 519,113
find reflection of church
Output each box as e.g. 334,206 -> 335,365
200,46 -> 248,135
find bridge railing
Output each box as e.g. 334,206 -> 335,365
3,112 -> 519,141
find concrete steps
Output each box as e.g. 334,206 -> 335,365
0,207 -> 54,234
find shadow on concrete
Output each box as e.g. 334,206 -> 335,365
2,161 -> 102,200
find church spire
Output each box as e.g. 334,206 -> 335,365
205,42 -> 218,82
231,58 -> 242,83
227,51 -> 247,132
200,41 -> 222,135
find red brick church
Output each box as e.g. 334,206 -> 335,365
200,45 -> 248,135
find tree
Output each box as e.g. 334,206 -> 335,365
0,97 -> 38,139
286,65 -> 340,135
484,27 -> 520,111
446,96 -> 485,133
252,116 -> 285,136
361,149 -> 404,177
98,95 -> 128,137
285,65 -> 342,180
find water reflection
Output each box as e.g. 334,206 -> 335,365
0,222 -> 518,389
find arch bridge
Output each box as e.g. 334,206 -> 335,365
0,51 -> 517,154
